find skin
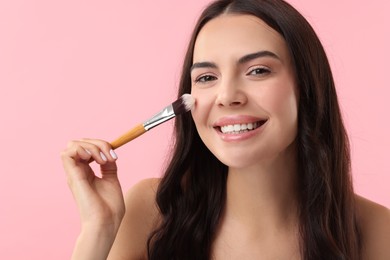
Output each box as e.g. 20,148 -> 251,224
61,14 -> 390,260
191,14 -> 301,259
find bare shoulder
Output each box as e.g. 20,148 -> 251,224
108,178 -> 161,260
355,195 -> 390,259
125,177 -> 161,211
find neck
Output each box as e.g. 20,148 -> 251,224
224,143 -> 299,235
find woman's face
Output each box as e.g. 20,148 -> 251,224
190,14 -> 299,169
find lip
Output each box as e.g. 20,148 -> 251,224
213,115 -> 267,127
213,115 -> 268,142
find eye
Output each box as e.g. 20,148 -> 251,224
195,74 -> 217,83
247,66 -> 271,76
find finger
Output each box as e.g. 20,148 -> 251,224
61,141 -> 91,170
70,140 -> 113,164
80,138 -> 118,162
62,140 -> 90,160
61,140 -> 108,179
100,161 -> 118,178
61,139 -> 119,182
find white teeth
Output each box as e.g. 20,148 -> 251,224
226,125 -> 234,132
220,121 -> 262,134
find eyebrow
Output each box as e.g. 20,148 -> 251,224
190,50 -> 280,72
190,61 -> 217,72
238,50 -> 280,64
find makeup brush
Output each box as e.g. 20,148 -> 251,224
110,94 -> 195,149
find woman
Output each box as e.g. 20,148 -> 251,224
61,0 -> 390,259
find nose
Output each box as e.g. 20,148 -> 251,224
215,79 -> 248,107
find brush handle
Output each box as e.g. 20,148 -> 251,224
110,124 -> 146,149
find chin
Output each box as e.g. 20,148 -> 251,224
212,151 -> 266,169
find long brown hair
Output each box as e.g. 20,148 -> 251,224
147,0 -> 361,259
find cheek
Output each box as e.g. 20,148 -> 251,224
190,88 -> 215,125
263,82 -> 298,120
191,108 -> 202,129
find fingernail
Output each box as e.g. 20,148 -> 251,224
110,149 -> 118,159
100,152 -> 107,161
85,149 -> 92,155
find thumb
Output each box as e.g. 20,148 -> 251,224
100,161 -> 118,178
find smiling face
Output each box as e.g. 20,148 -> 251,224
190,14 -> 299,169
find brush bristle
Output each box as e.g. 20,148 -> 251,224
172,94 -> 195,115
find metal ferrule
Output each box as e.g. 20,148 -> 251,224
143,104 -> 175,131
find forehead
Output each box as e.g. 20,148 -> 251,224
193,14 -> 289,63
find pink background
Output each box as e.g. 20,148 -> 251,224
0,0 -> 389,258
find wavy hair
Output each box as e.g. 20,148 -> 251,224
147,0 -> 361,259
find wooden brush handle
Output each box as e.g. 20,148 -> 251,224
110,124 -> 146,149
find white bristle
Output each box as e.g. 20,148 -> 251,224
181,94 -> 195,111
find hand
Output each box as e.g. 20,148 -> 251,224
61,139 -> 125,234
